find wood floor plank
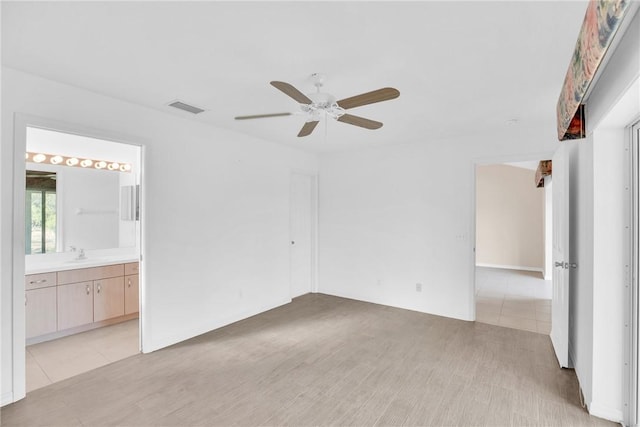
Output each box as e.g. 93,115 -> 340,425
0,294 -> 618,426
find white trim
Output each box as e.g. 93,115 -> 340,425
475,263 -> 544,274
1,392 -> 14,407
13,115 -> 28,403
629,119 -> 640,427
588,402 -> 624,424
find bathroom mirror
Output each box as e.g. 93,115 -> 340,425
26,126 -> 140,254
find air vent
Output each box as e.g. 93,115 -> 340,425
168,100 -> 206,115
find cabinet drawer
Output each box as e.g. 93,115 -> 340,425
25,272 -> 57,290
57,264 -> 125,285
124,262 -> 139,275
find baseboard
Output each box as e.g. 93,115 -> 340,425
588,402 -> 624,424
1,391 -> 14,407
476,263 -> 544,273
27,313 -> 139,346
143,297 -> 292,353
319,289 -> 471,322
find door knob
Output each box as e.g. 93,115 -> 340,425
554,261 -> 564,268
291,241 -> 295,245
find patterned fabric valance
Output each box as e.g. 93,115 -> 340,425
556,0 -> 632,141
535,161 -> 552,188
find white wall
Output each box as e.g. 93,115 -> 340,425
569,6 -> 639,423
318,133 -> 557,321
1,68 -> 318,404
543,176 -> 553,280
476,164 -> 545,271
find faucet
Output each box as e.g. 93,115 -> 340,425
75,248 -> 87,260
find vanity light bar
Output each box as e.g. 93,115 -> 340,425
25,152 -> 132,173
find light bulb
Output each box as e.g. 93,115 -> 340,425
95,161 -> 107,169
33,154 -> 46,163
80,159 -> 93,167
120,164 -> 132,172
107,162 -> 120,171
66,158 -> 79,166
50,155 -> 63,165
25,153 -> 29,160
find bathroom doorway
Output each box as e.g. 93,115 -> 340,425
14,117 -> 143,394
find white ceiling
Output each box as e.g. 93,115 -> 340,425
2,1 -> 587,153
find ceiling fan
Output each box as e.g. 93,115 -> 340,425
235,73 -> 400,137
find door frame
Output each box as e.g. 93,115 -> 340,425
289,169 -> 319,297
470,151 -> 555,320
627,119 -> 640,426
11,114 -> 145,402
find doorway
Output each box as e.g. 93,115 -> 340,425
289,171 -> 317,298
13,116 -> 143,396
474,159 -> 553,334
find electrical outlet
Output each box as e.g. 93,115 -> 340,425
416,283 -> 422,292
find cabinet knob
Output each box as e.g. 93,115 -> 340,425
128,279 -> 131,287
86,285 -> 91,295
25,295 -> 28,306
96,283 -> 101,294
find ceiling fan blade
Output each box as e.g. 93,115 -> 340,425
297,121 -> 319,137
337,114 -> 383,130
337,87 -> 400,110
235,112 -> 292,120
271,81 -> 313,105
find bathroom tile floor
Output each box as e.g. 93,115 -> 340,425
26,319 -> 139,393
475,267 -> 552,334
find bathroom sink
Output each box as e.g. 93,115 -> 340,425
64,258 -> 93,264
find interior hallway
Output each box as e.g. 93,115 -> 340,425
2,294 -> 612,426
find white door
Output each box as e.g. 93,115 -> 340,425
290,172 -> 314,298
551,143 -> 571,368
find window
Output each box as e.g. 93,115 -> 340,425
25,170 -> 57,254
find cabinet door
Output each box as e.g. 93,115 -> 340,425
58,281 -> 93,330
94,276 -> 124,322
26,287 -> 57,338
124,274 -> 139,315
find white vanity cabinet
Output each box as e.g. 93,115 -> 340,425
26,261 -> 139,344
25,272 -> 58,339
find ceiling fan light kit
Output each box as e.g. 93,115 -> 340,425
235,74 -> 400,137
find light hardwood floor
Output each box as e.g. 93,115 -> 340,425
1,294 -> 614,426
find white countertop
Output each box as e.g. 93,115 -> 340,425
26,255 -> 139,275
